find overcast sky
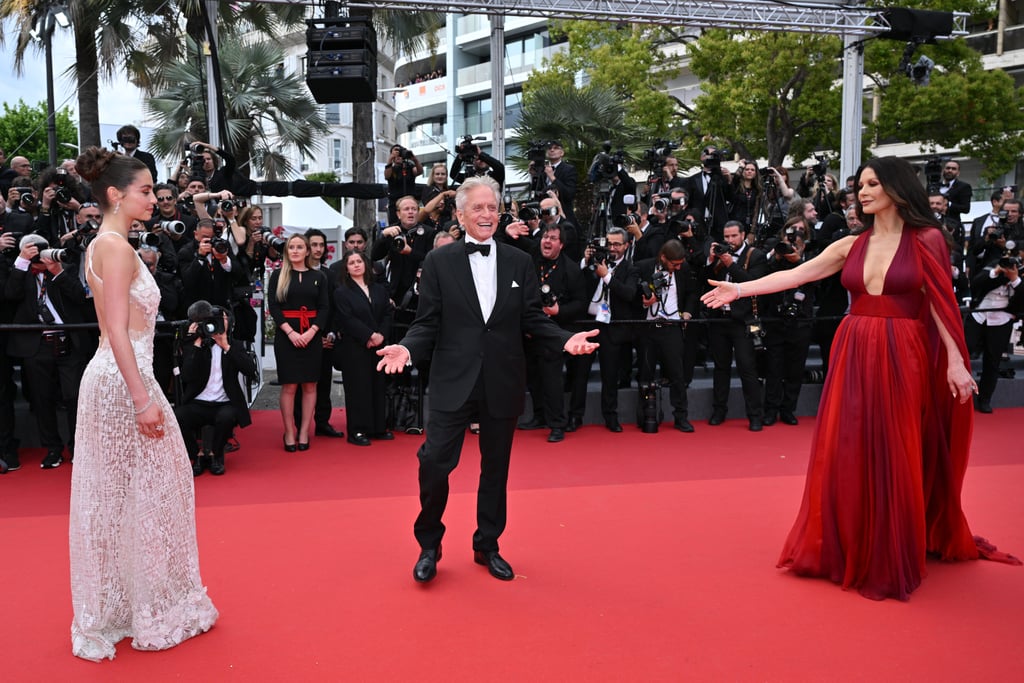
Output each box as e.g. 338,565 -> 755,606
0,28 -> 149,155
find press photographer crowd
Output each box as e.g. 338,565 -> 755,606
0,130 -> 1021,474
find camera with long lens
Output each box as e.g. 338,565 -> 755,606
159,220 -> 187,236
711,242 -> 735,257
36,248 -> 70,264
519,203 -> 539,221
78,219 -> 100,235
539,283 -> 558,308
999,239 -> 1022,269
53,168 -> 72,204
774,240 -> 795,256
17,187 -> 36,209
261,229 -> 287,252
644,139 -> 678,175
498,212 -> 517,231
197,305 -> 227,339
670,218 -> 696,239
639,269 -> 671,298
210,236 -> 230,255
221,199 -> 236,212
139,232 -> 161,248
392,234 -> 408,253
526,140 -> 554,166
987,225 -> 1006,242
613,212 -> 641,229
456,135 -> 479,164
586,236 -> 610,272
652,194 -> 671,213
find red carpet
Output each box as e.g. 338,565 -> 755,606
3,409 -> 1023,681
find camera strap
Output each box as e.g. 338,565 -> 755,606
742,249 -> 760,320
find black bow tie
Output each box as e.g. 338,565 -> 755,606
466,242 -> 491,257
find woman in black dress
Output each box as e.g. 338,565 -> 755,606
334,249 -> 392,446
268,234 -> 328,450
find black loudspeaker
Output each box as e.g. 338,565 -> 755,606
878,9 -> 955,44
305,17 -> 378,103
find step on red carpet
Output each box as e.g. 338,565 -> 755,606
2,408 -> 1022,681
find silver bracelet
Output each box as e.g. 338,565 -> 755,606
735,283 -> 743,298
134,396 -> 154,415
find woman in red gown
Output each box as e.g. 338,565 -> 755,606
702,156 -> 1019,600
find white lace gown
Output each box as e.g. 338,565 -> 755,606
70,235 -> 218,661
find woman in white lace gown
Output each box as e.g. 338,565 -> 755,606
69,147 -> 218,661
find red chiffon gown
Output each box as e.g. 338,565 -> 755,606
778,226 -> 1019,601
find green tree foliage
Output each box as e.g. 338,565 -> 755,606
510,82 -> 649,223
145,38 -> 331,181
685,0 -> 1024,180
523,21 -> 683,140
305,171 -> 341,212
0,99 -> 79,170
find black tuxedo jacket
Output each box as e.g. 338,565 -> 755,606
943,179 -> 973,220
401,241 -> 572,417
179,340 -> 257,427
547,162 -> 578,227
635,258 -> 698,318
686,171 -> 733,240
131,150 -> 159,184
4,264 -> 89,357
701,245 -> 770,321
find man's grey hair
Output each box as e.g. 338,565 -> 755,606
455,176 -> 500,212
606,227 -> 628,242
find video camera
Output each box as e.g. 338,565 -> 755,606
809,155 -> 828,184
644,139 -> 678,175
589,141 -> 626,185
527,140 -> 556,166
185,142 -> 207,183
456,135 -> 484,164
703,147 -> 726,174
924,154 -> 949,192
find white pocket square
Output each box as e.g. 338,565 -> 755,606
511,280 -> 520,288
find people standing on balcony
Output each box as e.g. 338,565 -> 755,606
449,143 -> 506,191
385,145 -> 423,225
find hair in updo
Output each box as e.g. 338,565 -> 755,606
75,146 -> 149,212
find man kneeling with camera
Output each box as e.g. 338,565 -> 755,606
175,300 -> 257,475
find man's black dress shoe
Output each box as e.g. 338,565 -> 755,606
708,411 -> 726,426
780,412 -> 799,425
209,453 -> 225,475
348,433 -> 371,446
605,418 -> 623,433
474,550 -> 514,581
762,413 -> 778,426
547,428 -> 565,443
414,546 -> 441,583
517,417 -> 546,430
191,455 -> 206,476
749,419 -> 763,432
975,398 -> 993,414
565,416 -> 582,433
41,448 -> 63,469
673,419 -> 694,433
315,424 -> 345,438
370,431 -> 395,440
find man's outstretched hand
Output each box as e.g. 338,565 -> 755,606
376,344 -> 410,374
564,329 -> 600,355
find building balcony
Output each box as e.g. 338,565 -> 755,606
455,44 -> 567,96
394,76 -> 450,119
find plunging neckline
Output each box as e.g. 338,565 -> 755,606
861,227 -> 908,296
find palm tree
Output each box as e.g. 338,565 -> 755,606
509,82 -> 649,228
351,9 -> 443,230
145,37 -> 331,181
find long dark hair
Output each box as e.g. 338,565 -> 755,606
854,157 -> 941,232
340,249 -> 374,288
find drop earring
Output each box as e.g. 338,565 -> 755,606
113,201 -> 120,215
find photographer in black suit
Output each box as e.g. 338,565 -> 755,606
687,145 -> 733,241
116,125 -> 158,183
175,300 -> 257,476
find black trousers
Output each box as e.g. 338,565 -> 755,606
414,380 -> 516,553
763,320 -> 813,416
708,317 -> 763,419
524,337 -> 567,428
0,344 -> 16,454
21,339 -> 85,449
175,400 -> 238,458
339,343 -> 387,435
963,316 -> 1013,404
571,324 -> 635,420
638,323 -> 689,420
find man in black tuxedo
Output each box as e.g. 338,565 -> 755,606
701,220 -> 770,431
686,145 -> 733,241
175,301 -> 257,475
5,235 -> 90,468
116,125 -> 158,183
377,177 -> 599,584
539,141 -> 578,228
939,159 -> 972,224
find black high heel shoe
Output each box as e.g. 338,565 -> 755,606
283,435 -> 297,453
297,441 -> 310,451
